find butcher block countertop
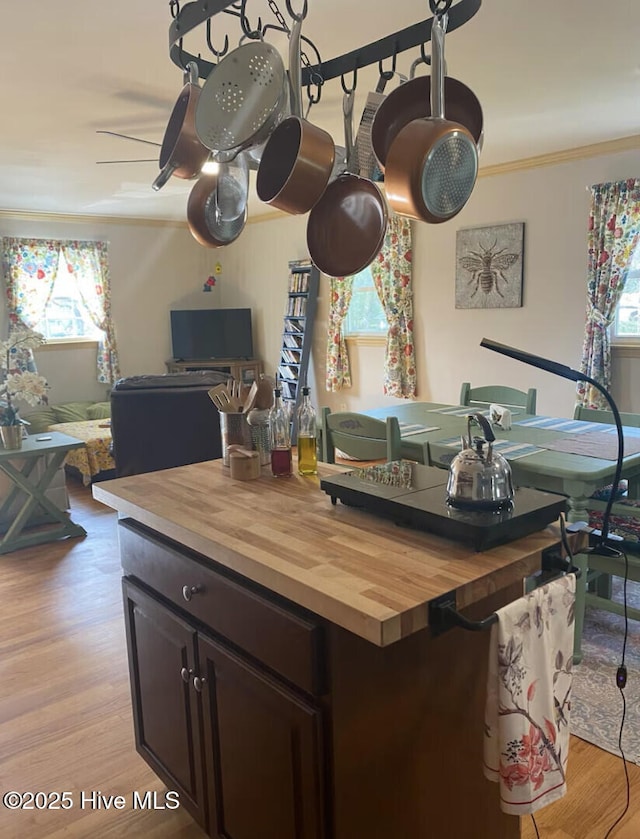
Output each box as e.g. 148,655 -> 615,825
93,459 -> 567,647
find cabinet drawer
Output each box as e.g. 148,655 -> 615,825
119,520 -> 324,695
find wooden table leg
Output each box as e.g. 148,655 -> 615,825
0,452 -> 86,554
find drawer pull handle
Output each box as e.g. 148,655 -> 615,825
180,667 -> 193,683
182,584 -> 202,602
193,676 -> 207,693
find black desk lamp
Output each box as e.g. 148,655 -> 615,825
480,338 -> 623,559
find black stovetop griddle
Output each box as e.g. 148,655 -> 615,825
320,461 -> 567,551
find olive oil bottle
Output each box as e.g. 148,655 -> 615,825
297,386 -> 317,476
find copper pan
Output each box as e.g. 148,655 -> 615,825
153,63 -> 210,191
256,14 -> 335,215
371,69 -> 483,175
384,13 -> 478,224
306,92 -> 388,278
187,159 -> 248,248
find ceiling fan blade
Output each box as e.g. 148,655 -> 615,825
96,159 -> 159,164
96,130 -> 161,147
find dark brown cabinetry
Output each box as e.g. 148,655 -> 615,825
120,520 -> 326,839
198,635 -> 325,839
122,579 -> 207,828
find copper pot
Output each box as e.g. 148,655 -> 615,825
370,73 -> 483,173
306,92 -> 388,277
153,63 -> 210,191
256,15 -> 335,215
384,13 -> 478,223
187,158 -> 248,248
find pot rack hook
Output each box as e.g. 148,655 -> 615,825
239,0 -> 262,39
206,18 -> 229,60
176,37 -> 189,71
306,77 -> 322,110
169,0 -> 181,20
340,66 -> 358,95
419,41 -> 433,64
285,0 -> 308,22
429,0 -> 453,16
378,43 -> 398,79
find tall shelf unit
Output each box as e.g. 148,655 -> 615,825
277,259 -> 320,445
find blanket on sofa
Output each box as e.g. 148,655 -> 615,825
47,419 -> 115,485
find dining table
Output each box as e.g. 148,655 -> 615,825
364,402 -> 640,522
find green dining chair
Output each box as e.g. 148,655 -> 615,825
319,408 -> 403,464
571,405 -> 640,662
460,382 -> 538,414
459,382 -> 537,415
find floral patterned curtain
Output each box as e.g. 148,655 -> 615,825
2,237 -> 120,384
369,215 -> 417,398
325,276 -> 354,391
60,240 -> 120,384
2,237 -> 60,373
577,178 -> 640,408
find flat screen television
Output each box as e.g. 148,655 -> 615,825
170,308 -> 253,360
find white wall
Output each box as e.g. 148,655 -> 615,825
220,146 -> 640,418
0,214 -> 222,405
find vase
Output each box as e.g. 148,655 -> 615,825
0,425 -> 23,450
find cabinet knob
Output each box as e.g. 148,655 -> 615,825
182,584 -> 202,602
180,667 -> 193,683
193,676 -> 207,693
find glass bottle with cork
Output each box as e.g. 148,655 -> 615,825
269,381 -> 292,477
297,384 -> 317,476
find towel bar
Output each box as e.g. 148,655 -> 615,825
428,551 -> 581,636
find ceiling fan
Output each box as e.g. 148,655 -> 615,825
95,130 -> 160,165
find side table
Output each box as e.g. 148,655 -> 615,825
0,432 -> 87,555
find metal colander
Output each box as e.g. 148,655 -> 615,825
421,131 -> 478,218
203,191 -> 247,244
195,41 -> 287,154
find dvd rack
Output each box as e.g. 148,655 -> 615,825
277,259 -> 319,444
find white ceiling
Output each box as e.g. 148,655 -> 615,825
1,0 -> 639,223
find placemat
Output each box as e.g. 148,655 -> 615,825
428,405 -> 521,418
515,415 -> 640,437
514,416 -> 606,433
538,430 -> 640,460
436,436 -> 544,461
399,422 -> 440,437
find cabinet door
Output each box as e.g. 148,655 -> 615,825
122,579 -> 207,829
197,634 -> 326,839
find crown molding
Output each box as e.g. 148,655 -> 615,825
0,209 -> 188,228
1,135 -> 638,227
477,134 -> 640,179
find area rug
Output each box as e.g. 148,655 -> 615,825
570,578 -> 640,764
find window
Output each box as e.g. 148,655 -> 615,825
612,243 -> 640,341
344,267 -> 387,336
3,236 -> 120,384
33,251 -> 102,342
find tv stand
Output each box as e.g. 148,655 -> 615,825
166,358 -> 263,385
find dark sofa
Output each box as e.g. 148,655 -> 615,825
110,371 -> 229,477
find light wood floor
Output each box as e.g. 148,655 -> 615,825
0,479 -> 638,839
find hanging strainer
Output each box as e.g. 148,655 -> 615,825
195,38 -> 288,155
215,154 -> 249,222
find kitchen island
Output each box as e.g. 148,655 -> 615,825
93,459 -> 574,839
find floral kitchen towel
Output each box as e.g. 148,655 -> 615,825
484,574 -> 576,815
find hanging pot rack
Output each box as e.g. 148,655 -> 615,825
168,0 -> 482,95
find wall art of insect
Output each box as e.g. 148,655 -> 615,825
455,222 -> 524,309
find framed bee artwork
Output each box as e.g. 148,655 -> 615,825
455,222 -> 525,309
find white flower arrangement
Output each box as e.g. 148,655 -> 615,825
0,327 -> 49,426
